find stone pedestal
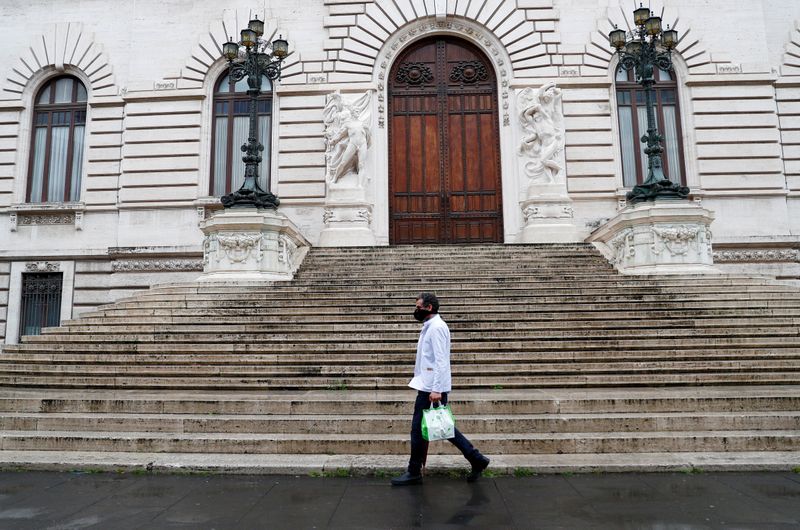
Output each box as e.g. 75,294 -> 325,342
198,207 -> 309,281
587,200 -> 717,275
317,183 -> 376,247
518,185 -> 580,243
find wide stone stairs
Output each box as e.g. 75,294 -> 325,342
0,244 -> 798,472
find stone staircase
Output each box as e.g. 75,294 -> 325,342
0,244 -> 798,472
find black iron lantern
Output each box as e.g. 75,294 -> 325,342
220,21 -> 290,209
610,6 -> 688,204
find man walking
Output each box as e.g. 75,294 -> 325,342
391,293 -> 490,486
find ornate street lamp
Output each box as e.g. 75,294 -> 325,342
610,8 -> 689,204
220,19 -> 289,209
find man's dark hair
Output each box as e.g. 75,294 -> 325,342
417,292 -> 439,313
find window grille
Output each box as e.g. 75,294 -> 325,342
19,273 -> 63,337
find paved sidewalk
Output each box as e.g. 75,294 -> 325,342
0,471 -> 798,529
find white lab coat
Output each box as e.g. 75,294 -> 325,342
408,313 -> 452,393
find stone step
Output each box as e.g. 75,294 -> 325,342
3,359 -> 799,380
2,429 -> 796,454
2,411 -> 797,434
104,291 -> 800,308
121,284 -> 800,300
277,279 -> 790,290
294,268 -> 619,277
110,290 -> 800,307
1,387 -> 796,414
42,317 -> 800,334
6,349 -> 800,366
4,349 -> 800,366
98,305 -> 797,319
10,339 -> 800,355
2,350 -> 800,372
2,372 -> 799,389
0,451 -> 796,474
144,278 -> 790,296
302,249 -> 605,257
25,325 -> 800,343
81,301 -> 800,320
64,308 -> 800,325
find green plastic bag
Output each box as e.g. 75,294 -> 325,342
422,402 -> 456,441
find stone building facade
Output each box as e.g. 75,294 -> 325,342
1,0 -> 800,344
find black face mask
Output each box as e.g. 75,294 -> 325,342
414,307 -> 433,322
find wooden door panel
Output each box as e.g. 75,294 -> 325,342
390,37 -> 502,244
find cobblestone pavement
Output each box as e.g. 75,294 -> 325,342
0,471 -> 798,529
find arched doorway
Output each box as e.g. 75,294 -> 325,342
388,37 -> 503,244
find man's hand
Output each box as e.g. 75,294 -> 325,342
429,392 -> 442,403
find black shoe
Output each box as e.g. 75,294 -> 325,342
467,456 -> 490,482
391,471 -> 423,486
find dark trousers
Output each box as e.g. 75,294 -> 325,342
408,390 -> 482,475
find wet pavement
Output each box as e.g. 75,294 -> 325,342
0,471 -> 798,529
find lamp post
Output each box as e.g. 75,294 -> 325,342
610,7 -> 689,204
220,19 -> 289,209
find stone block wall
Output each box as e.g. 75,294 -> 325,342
0,0 -> 799,343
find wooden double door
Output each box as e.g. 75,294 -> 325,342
389,37 -> 503,244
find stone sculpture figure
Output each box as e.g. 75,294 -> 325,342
324,91 -> 372,187
517,82 -> 564,185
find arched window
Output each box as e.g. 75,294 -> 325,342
210,74 -> 273,196
615,66 -> 685,188
28,76 -> 87,203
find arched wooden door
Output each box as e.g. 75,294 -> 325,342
389,37 -> 503,244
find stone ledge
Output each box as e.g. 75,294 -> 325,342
0,451 -> 796,475
5,202 -> 86,232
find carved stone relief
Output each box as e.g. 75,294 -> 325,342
651,225 -> 701,256
517,82 -> 565,185
322,205 -> 374,226
24,262 -> 60,272
112,259 -> 203,272
19,213 -> 75,225
214,233 -> 264,264
714,249 -> 800,263
609,228 -> 635,265
323,91 -> 373,188
522,203 -> 573,222
10,210 -> 83,231
278,235 -> 299,266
